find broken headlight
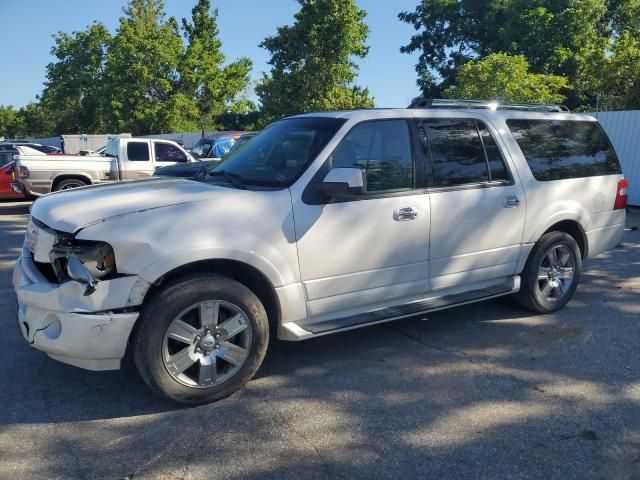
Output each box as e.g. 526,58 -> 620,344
49,240 -> 117,284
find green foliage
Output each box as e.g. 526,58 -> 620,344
179,0 -> 253,130
40,23 -> 111,134
0,103 -> 53,138
0,106 -> 19,138
11,0 -> 254,137
581,29 -> 640,110
257,0 -> 374,123
103,0 -> 186,134
400,0 -> 640,109
444,53 -> 569,104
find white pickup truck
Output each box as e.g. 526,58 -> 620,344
13,137 -> 195,197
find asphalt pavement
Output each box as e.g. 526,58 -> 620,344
0,199 -> 639,480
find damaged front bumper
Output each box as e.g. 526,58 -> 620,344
13,247 -> 144,371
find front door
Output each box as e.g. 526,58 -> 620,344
293,119 -> 431,319
417,117 -> 526,290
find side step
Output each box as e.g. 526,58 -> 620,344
305,284 -> 513,334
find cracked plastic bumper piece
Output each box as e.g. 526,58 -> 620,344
13,250 -> 139,371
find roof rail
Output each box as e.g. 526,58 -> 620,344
408,98 -> 570,113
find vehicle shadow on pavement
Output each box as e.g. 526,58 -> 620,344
0,210 -> 638,479
0,200 -> 31,216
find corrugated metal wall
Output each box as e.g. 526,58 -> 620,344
591,110 -> 640,206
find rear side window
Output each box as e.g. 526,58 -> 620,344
127,142 -> 150,161
420,119 -> 510,187
507,119 -> 621,181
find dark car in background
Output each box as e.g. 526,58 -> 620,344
156,132 -> 256,179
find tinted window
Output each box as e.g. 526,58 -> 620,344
478,124 -> 509,181
209,117 -> 345,188
507,119 -> 621,181
127,142 -> 150,161
331,120 -> 414,192
423,119 -> 488,186
155,143 -> 187,162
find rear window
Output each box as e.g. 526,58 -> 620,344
507,119 -> 621,181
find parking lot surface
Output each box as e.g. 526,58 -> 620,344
0,200 -> 639,480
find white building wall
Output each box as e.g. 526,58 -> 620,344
591,110 -> 640,206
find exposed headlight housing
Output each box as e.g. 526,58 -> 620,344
49,240 -> 117,288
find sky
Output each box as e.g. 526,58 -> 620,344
0,0 -> 422,109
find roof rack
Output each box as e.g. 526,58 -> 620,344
408,98 -> 570,113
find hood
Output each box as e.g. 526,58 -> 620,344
30,177 -> 235,233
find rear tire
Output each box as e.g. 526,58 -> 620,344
134,274 -> 269,405
54,178 -> 88,191
513,231 -> 582,314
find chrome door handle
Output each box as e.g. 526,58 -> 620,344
394,207 -> 418,221
504,195 -> 520,208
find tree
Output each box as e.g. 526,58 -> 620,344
444,53 -> 569,104
104,0 -> 186,134
40,23 -> 111,134
399,0 -> 611,108
179,0 -> 253,130
257,0 -> 374,123
17,102 -> 55,137
0,106 -> 19,138
579,29 -> 640,110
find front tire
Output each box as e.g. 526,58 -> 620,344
134,274 -> 269,405
514,231 -> 582,314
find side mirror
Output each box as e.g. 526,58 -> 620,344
319,168 -> 365,197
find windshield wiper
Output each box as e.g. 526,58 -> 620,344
208,170 -> 247,190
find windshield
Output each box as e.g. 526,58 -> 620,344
207,117 -> 345,188
191,140 -> 212,159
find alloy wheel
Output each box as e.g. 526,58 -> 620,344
162,300 -> 252,388
537,244 -> 576,302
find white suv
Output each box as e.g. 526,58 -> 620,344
13,100 -> 628,404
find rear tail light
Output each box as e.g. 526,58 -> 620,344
18,166 -> 29,178
614,178 -> 628,210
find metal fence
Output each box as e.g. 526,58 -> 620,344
590,110 -> 640,206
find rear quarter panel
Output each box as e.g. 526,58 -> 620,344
492,113 -> 626,258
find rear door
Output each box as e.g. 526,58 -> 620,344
417,116 -> 526,290
120,140 -> 154,180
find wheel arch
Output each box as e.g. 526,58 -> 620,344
141,258 -> 281,328
542,220 -> 588,258
51,173 -> 93,191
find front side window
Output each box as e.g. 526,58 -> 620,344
127,142 -> 150,161
507,119 -> 621,181
331,119 -> 414,193
208,117 -> 346,188
155,143 -> 187,162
